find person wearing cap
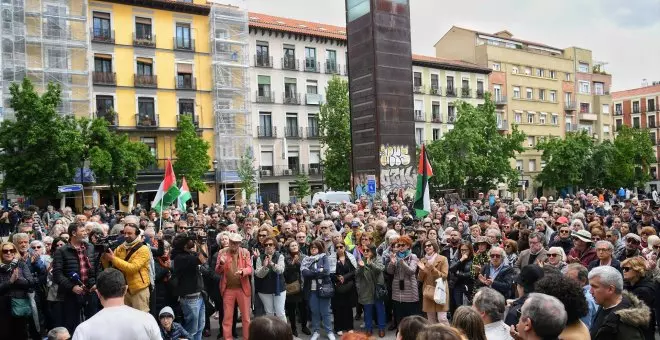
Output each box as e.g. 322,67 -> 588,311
343,220 -> 362,252
567,230 -> 597,267
215,232 -> 253,340
159,306 -> 190,340
470,237 -> 491,283
619,233 -> 642,262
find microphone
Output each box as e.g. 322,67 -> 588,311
69,272 -> 85,288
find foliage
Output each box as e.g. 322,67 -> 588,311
536,131 -> 595,190
609,126 -> 655,188
425,93 -> 526,193
0,79 -> 84,198
319,76 -> 351,191
293,172 -> 311,200
582,140 -> 616,189
173,115 -> 210,193
237,149 -> 257,203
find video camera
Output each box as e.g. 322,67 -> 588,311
93,234 -> 121,253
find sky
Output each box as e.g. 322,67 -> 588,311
248,0 -> 660,91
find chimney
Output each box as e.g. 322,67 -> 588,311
642,78 -> 648,87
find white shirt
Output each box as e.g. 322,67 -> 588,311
72,305 -> 162,340
484,320 -> 513,340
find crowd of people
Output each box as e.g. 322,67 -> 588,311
0,189 -> 659,340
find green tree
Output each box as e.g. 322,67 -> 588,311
582,140 -> 616,189
609,125 -> 655,188
426,93 -> 525,193
173,115 -> 210,192
536,131 -> 594,190
319,76 -> 351,191
237,149 -> 257,203
0,79 -> 84,198
293,172 -> 311,201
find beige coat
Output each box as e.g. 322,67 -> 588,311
559,321 -> 590,340
417,253 -> 449,312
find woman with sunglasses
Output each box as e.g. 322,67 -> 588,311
621,256 -> 656,340
330,240 -> 357,335
549,224 -> 574,255
356,244 -> 386,337
544,246 -> 568,272
255,236 -> 287,323
0,241 -> 37,339
387,235 -> 420,328
449,241 -> 474,313
417,239 -> 449,324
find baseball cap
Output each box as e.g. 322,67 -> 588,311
351,220 -> 360,228
556,216 -> 569,225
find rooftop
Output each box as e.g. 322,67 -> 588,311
412,54 -> 491,73
438,26 -> 563,52
612,84 -> 660,100
248,12 -> 346,40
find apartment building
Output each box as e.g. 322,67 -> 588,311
434,27 -> 612,198
247,13 -> 347,203
612,82 -> 660,190
411,55 -> 491,144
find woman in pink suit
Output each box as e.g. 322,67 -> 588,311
215,233 -> 253,340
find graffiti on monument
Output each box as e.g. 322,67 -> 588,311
380,144 -> 411,167
379,144 -> 416,199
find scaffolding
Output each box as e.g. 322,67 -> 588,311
209,0 -> 251,198
1,0 -> 89,118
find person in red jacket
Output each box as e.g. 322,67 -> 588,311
568,230 -> 598,267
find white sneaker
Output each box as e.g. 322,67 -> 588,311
311,332 -> 320,340
337,331 -> 343,336
327,333 -> 336,340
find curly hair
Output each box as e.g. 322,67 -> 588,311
534,273 -> 588,325
621,256 -> 647,277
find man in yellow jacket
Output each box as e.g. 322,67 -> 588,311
103,216 -> 151,312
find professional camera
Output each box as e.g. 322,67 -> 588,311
93,234 -> 121,253
184,230 -> 207,243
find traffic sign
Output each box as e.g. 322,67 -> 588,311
58,184 -> 83,193
367,175 -> 376,195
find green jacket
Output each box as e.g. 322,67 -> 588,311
355,256 -> 385,305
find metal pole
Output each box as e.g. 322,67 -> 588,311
80,162 -> 86,212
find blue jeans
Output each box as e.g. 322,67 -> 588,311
309,291 -> 332,334
180,295 -> 205,340
363,301 -> 386,332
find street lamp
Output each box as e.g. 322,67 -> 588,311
519,169 -> 525,200
212,159 -> 218,205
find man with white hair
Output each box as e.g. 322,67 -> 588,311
513,293 -> 567,340
588,266 -> 649,340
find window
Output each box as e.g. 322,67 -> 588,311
309,151 -> 321,171
257,75 -> 271,97
286,113 -> 299,137
579,81 -> 590,94
94,55 -> 112,73
178,99 -> 195,124
594,82 -> 604,95
633,101 -> 640,113
633,117 -> 640,128
462,78 -> 469,89
549,91 -> 557,103
514,112 -> 522,123
615,119 -> 623,131
526,88 -> 533,99
565,92 -> 573,105
527,113 -> 534,124
255,41 -> 270,66
413,72 -> 422,87
175,23 -> 191,49
512,66 -> 518,74
527,136 -> 535,147
135,17 -> 152,40
648,115 -> 656,128
308,114 -> 319,137
432,129 -> 440,140
649,99 -> 656,112
306,80 -> 318,94
536,68 -> 544,77
176,63 -> 193,89
446,76 -> 454,90
524,67 -> 531,75
415,128 -> 424,145
47,49 -> 66,69
516,160 -> 523,171
549,70 -> 556,79
602,104 -> 610,114
551,114 -> 558,125
141,137 -> 156,158
513,86 -> 520,99
92,12 -> 111,41
541,161 -> 546,169
493,85 -> 502,100
580,103 -> 590,113
284,77 -> 297,101
492,63 -> 501,71
95,95 -> 114,123
258,112 -> 273,137
615,103 -> 622,114
565,73 -> 571,81
651,132 -> 657,145
578,62 -> 589,73
260,151 -> 273,172
476,80 -> 484,96
528,159 -> 536,172
325,49 -> 337,69
137,58 -> 153,75
414,100 -> 423,120
447,105 -> 456,122
430,74 -> 439,89
565,119 -> 572,131
283,45 -> 296,69
432,101 -> 440,121
137,97 -> 155,125
539,113 -> 547,124
538,89 -> 545,101
305,47 -> 317,71
45,5 -> 65,38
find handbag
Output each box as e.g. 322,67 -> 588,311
335,280 -> 354,294
434,277 -> 447,305
286,280 -> 301,294
375,283 -> 388,300
423,284 -> 435,300
317,279 -> 335,298
11,297 -> 31,317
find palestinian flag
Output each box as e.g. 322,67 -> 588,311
414,144 -> 433,218
152,159 -> 180,212
177,177 -> 192,211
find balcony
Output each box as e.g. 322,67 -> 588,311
91,29 -> 114,44
446,87 -> 457,97
413,86 -> 424,94
650,121 -> 656,128
282,56 -> 299,70
276,165 -> 301,176
431,114 -> 442,123
594,89 -> 610,96
175,77 -> 196,90
135,113 -> 159,128
173,38 -> 195,51
133,33 -> 155,48
92,71 -> 116,85
633,108 -> 641,114
579,112 -> 597,121
134,74 -> 157,88
94,111 -> 117,126
305,93 -> 323,105
285,126 -> 303,138
414,110 -> 425,122
447,115 -> 457,123
564,102 -> 577,110
614,110 -> 623,116
283,93 -> 301,105
256,91 -> 275,104
324,62 -> 340,75
255,54 -> 273,68
494,95 -> 507,105
304,59 -> 320,73
307,165 -> 323,176
476,89 -> 485,99
257,126 -> 277,138
307,126 -> 320,138
259,167 -> 275,177
649,105 -> 657,112
177,114 -> 199,128
497,120 -> 508,131
461,87 -> 471,98
429,87 -> 441,96
565,125 -> 578,132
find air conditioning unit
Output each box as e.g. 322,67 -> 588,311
260,170 -> 271,176
283,169 -> 293,176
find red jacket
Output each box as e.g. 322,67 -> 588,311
215,247 -> 253,296
569,246 -> 598,267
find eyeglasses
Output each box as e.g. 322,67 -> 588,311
31,246 -> 41,249
489,254 -> 502,259
336,246 -> 344,249
653,245 -> 660,250
264,243 -> 275,247
547,253 -> 559,257
433,223 -> 441,225
258,234 -> 267,238
424,244 -> 433,248
622,267 -> 632,272
504,245 -> 512,249
2,249 -> 16,254
560,230 -> 570,234
395,243 -> 406,247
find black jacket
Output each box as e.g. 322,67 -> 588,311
479,264 -> 514,299
171,249 -> 204,297
588,258 -> 622,273
591,291 -> 650,340
625,277 -> 657,340
449,256 -> 474,292
52,242 -> 97,300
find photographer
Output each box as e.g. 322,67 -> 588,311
171,228 -> 208,340
52,222 -> 98,334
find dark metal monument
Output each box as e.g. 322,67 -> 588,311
345,0 -> 416,200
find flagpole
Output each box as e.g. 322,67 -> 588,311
159,193 -> 164,232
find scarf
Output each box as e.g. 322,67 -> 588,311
424,253 -> 438,264
397,249 -> 411,259
123,238 -> 142,249
300,253 -> 326,285
0,259 -> 17,273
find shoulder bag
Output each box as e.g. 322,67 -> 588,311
317,278 -> 335,298
11,297 -> 31,317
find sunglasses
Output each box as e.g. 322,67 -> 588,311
31,246 -> 42,249
264,243 -> 275,247
2,249 -> 16,254
424,244 -> 433,248
336,246 -> 344,249
653,245 -> 660,250
547,253 -> 559,257
258,234 -> 267,238
490,254 -> 502,259
622,267 -> 632,272
560,230 -> 570,234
